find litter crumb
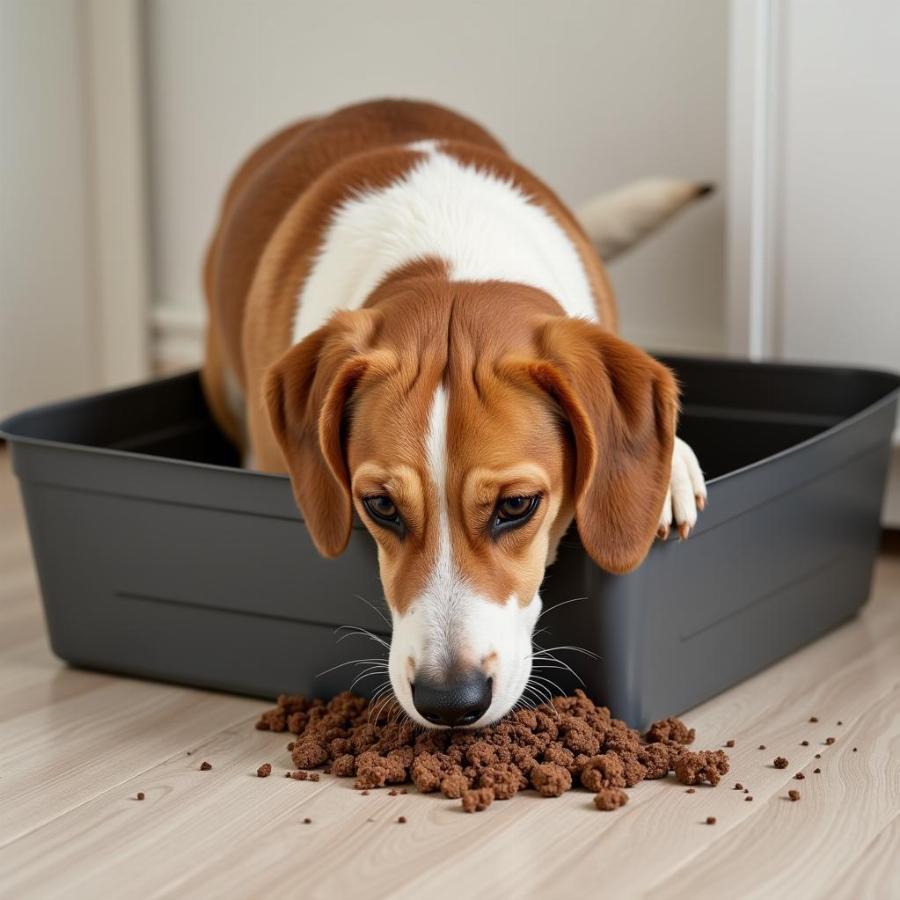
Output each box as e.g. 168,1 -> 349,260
594,788 -> 628,811
801,740 -> 809,746
745,796 -> 753,802
397,816 -> 407,824
810,717 -> 819,723
853,747 -> 858,752
674,751 -> 730,786
758,744 -> 766,750
788,790 -> 800,802
361,790 -> 370,796
257,763 -> 272,778
814,768 -> 821,774
136,792 -> 145,801
706,816 -> 717,825
773,756 -> 789,769
825,737 -> 836,745
686,788 -> 696,794
795,773 -> 805,780
837,721 -> 843,726
461,788 -> 495,813
815,754 -> 821,759
303,817 -> 312,824
734,783 -> 744,791
725,740 -> 735,748
200,761 -> 212,771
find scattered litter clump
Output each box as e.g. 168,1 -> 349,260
795,772 -> 805,780
674,751 -> 730,786
706,816 -> 717,825
813,768 -> 821,774
734,783 -> 744,791
758,744 -> 766,750
773,757 -> 789,769
594,788 -> 629,811
257,763 -> 272,778
462,788 -> 495,813
825,737 -> 836,745
801,740 -> 809,746
303,817 -> 312,824
136,792 -> 145,801
788,790 -> 800,802
810,717 -> 819,723
725,740 -> 735,748
397,816 -> 407,824
200,761 -> 212,771
253,691 -> 727,813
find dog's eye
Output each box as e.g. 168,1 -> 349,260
363,495 -> 404,534
493,494 -> 540,534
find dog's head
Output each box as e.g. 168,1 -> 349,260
265,274 -> 677,728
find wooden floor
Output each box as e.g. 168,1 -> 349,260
1,450 -> 898,900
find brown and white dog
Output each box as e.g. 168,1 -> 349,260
202,99 -> 707,729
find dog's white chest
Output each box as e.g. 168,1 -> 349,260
292,147 -> 597,344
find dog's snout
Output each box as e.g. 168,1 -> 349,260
411,672 -> 492,727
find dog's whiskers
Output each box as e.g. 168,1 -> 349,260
334,624 -> 390,650
353,593 -> 392,628
315,655 -> 387,679
536,596 -> 588,622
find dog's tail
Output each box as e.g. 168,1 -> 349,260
575,178 -> 714,263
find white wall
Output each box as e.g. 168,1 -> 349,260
144,0 -> 727,363
0,0 -> 96,415
775,0 -> 900,373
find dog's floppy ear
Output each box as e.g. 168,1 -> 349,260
524,317 -> 678,574
264,309 -> 383,557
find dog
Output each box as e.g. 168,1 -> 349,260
202,99 -> 707,729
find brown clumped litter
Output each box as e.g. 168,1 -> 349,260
594,788 -> 629,811
706,816 -> 717,825
254,690 -> 728,813
773,756 -> 789,769
788,790 -> 800,802
257,763 -> 272,778
136,792 -> 145,801
199,761 -> 212,771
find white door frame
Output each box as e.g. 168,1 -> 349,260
726,0 -> 786,361
82,0 -> 151,386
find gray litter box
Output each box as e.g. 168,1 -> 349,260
2,357 -> 898,728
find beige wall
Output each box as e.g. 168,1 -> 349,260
0,0 -> 96,415
145,0 -> 727,359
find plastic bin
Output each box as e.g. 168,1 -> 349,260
2,356 -> 897,727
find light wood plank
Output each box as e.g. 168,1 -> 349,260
829,812 -> 900,899
649,684 -> 900,899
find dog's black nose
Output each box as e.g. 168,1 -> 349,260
411,673 -> 492,727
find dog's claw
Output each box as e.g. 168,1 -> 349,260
678,522 -> 691,541
696,494 -> 706,512
657,524 -> 670,541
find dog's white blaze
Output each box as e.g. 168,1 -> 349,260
293,146 -> 597,344
388,384 -> 541,728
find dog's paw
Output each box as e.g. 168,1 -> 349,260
657,437 -> 706,541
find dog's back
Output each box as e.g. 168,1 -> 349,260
202,100 -> 505,450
